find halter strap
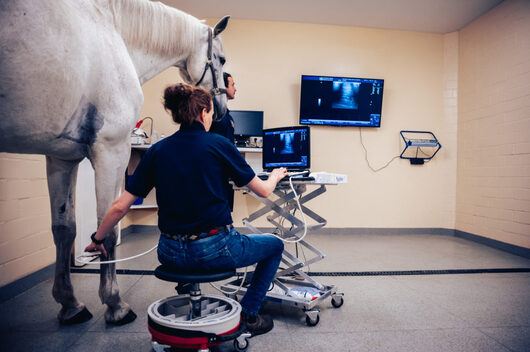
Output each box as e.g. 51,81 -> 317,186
195,28 -> 227,96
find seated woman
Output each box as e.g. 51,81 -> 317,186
85,83 -> 287,336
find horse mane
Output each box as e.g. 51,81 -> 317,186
110,0 -> 205,56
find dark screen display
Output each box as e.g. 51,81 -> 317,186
231,110 -> 263,137
262,126 -> 310,170
300,75 -> 384,127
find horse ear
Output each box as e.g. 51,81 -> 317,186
213,16 -> 230,37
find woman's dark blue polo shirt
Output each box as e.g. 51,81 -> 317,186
125,121 -> 255,235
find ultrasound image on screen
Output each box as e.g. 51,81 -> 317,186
300,75 -> 384,127
263,128 -> 310,170
332,81 -> 360,110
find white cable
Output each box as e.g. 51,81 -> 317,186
76,175 -> 308,296
76,240 -> 251,294
74,244 -> 158,265
359,128 -> 399,172
212,175 -> 310,294
209,266 -> 249,294
269,175 -> 308,244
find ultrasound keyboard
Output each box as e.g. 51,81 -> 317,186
257,173 -> 315,182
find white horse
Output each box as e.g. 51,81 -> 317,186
0,0 -> 229,325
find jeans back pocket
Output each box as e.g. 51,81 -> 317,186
191,246 -> 236,271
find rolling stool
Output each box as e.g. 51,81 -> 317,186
148,265 -> 251,352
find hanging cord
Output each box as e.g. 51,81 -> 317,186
75,237 -> 251,295
76,175 -> 309,294
213,175 -> 310,294
417,147 -> 432,162
209,266 -> 249,295
75,244 -> 158,265
269,176 -> 308,243
358,128 -> 399,172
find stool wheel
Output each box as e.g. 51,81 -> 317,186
234,337 -> 249,351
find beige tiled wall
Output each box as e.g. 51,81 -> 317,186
456,0 -> 530,248
0,154 -> 55,287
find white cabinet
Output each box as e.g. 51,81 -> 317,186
74,159 -> 97,259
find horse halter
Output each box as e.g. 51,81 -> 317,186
195,28 -> 226,97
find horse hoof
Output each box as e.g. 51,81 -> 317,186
59,307 -> 93,325
108,309 -> 137,326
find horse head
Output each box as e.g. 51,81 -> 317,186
178,16 -> 230,119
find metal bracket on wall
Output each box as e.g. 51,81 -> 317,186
399,130 -> 442,165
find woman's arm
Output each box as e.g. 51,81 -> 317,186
84,191 -> 138,256
246,167 -> 288,198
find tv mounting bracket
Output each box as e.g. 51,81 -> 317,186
399,130 -> 442,165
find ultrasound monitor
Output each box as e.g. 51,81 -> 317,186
300,75 -> 384,127
230,110 -> 263,145
262,126 -> 310,171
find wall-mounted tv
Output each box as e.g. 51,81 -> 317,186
299,75 -> 384,127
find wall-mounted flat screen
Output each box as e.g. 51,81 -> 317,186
299,75 -> 384,127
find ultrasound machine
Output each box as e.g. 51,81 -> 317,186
258,126 -> 313,181
224,125 -> 345,326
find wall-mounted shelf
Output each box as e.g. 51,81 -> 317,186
237,147 -> 262,153
400,130 -> 442,165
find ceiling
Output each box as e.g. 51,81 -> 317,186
164,0 -> 503,34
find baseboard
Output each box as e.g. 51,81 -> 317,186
454,230 -> 530,259
0,263 -> 55,304
2,226 -> 528,303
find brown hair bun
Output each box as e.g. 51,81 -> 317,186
163,83 -> 212,125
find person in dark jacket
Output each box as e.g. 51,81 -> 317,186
210,72 -> 238,210
209,72 -> 237,142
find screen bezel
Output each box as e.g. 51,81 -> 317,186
230,110 -> 264,137
299,74 -> 384,128
262,125 -> 311,171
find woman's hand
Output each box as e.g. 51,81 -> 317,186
270,167 -> 288,182
84,241 -> 108,257
246,168 -> 288,198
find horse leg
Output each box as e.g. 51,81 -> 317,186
46,156 -> 93,325
91,143 -> 136,325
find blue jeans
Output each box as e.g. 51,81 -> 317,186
157,228 -> 284,316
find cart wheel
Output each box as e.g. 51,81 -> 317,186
305,313 -> 320,326
331,295 -> 344,308
234,337 -> 249,351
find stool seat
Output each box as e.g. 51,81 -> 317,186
154,265 -> 236,283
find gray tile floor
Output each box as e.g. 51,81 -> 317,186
1,231 -> 529,352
